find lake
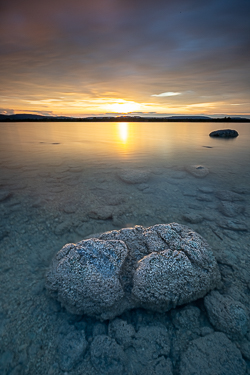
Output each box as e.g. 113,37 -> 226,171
0,122 -> 249,374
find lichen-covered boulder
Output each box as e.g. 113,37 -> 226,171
46,223 -> 221,320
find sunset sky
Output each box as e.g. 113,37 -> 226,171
0,0 -> 250,117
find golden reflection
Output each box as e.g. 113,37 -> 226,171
118,122 -> 129,144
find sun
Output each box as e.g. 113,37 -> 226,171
109,100 -> 141,114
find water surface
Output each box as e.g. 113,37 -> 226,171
0,122 -> 249,374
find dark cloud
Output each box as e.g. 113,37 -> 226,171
0,0 -> 249,115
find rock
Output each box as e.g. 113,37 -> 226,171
185,165 -> 209,178
57,330 -> 87,371
209,129 -> 238,138
88,206 -> 113,220
46,223 -> 221,320
204,291 -> 248,339
179,332 -> 246,375
218,201 -> 245,217
131,325 -> 170,366
140,357 -> 173,375
182,213 -> 203,224
171,306 -> 201,331
0,190 -> 12,202
215,190 -> 245,202
90,335 -> 127,375
54,220 -> 71,235
217,219 -> 248,231
108,319 -> 135,349
117,169 -> 151,184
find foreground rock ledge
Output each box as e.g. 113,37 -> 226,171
46,223 -> 221,320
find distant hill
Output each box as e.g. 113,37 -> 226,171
167,116 -> 211,120
0,113 -> 249,122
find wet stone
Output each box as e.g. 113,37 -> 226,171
130,325 -> 171,367
218,201 -> 245,217
198,186 -> 214,194
209,129 -> 238,138
179,332 -> 246,375
215,190 -> 245,202
204,290 -> 249,339
185,165 -> 209,178
182,213 -> 203,224
141,356 -> 173,375
88,206 -> 113,220
57,330 -> 87,371
90,335 -> 127,375
46,223 -> 221,320
108,318 -> 135,349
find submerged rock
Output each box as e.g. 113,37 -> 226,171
209,129 -> 238,138
179,332 -> 246,375
204,291 -> 248,339
185,165 -> 209,178
46,223 -> 221,320
57,330 -> 87,371
90,335 -> 127,375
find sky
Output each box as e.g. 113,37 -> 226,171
0,0 -> 250,117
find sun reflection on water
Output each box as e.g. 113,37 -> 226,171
118,122 -> 129,144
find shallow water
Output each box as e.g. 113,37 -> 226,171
0,122 -> 249,374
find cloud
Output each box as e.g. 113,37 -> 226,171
151,92 -> 181,97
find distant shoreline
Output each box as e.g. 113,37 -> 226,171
0,116 -> 250,123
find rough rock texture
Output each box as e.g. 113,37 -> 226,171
218,201 -> 245,217
90,335 -> 127,375
117,169 -> 151,184
179,332 -> 246,375
209,129 -> 238,138
46,223 -> 221,320
204,291 -> 249,339
185,165 -> 209,178
57,330 -> 87,371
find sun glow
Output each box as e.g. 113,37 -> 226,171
108,100 -> 141,114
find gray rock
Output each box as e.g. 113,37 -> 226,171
117,169 -> 151,184
108,318 -> 135,349
215,190 -> 245,202
218,201 -> 245,217
46,223 -> 221,320
204,291 -> 249,339
185,165 -> 209,178
209,129 -> 238,138
140,357 -> 173,375
179,332 -> 246,375
57,330 -> 87,371
88,206 -> 113,220
131,325 -> 171,366
171,306 -> 201,332
90,335 -> 127,375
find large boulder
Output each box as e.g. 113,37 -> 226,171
46,223 -> 221,320
209,129 -> 238,138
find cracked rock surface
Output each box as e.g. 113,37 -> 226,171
46,223 -> 221,320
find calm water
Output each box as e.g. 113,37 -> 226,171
0,122 -> 249,374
